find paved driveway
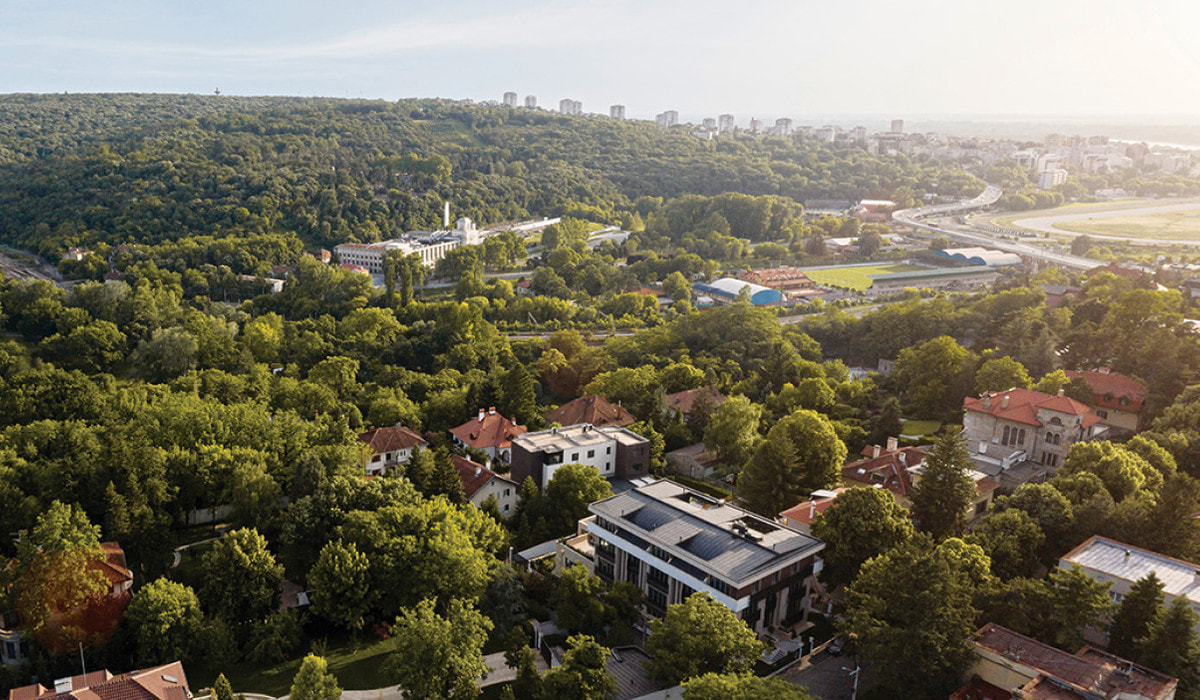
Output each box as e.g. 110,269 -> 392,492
778,650 -> 873,700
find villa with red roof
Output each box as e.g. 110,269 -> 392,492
1064,368 -> 1147,433
779,489 -> 847,534
963,388 -> 1107,469
450,455 -> 520,518
544,395 -> 636,429
842,438 -> 999,517
8,661 -> 190,700
449,407 -> 527,464
357,424 -> 428,476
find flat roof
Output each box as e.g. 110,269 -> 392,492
872,266 -> 998,282
1061,536 -> 1200,605
588,479 -> 824,585
514,423 -> 647,453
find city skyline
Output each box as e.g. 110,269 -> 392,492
4,0 -> 1200,117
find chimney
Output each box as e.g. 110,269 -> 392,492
475,465 -> 482,477
983,393 -> 992,410
488,406 -> 496,415
478,408 -> 486,422
871,445 -> 881,459
886,437 -> 898,452
809,501 -> 816,519
1057,386 -> 1065,397
1001,395 -> 1010,409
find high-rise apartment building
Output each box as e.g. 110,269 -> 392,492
890,119 -> 904,133
524,95 -> 537,109
718,114 -> 735,134
610,104 -> 626,120
656,110 -> 678,127
502,92 -> 517,107
559,99 -> 582,115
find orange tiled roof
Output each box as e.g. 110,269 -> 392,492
664,387 -> 726,415
8,662 -> 189,700
357,425 -> 428,455
963,388 -> 1096,428
1064,369 -> 1147,413
544,395 -> 636,428
449,410 -> 527,450
842,448 -> 925,498
779,489 -> 848,525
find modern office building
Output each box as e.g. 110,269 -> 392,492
510,423 -> 650,488
583,479 -> 826,632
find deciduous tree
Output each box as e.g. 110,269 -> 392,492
644,593 -> 765,685
389,598 -> 492,700
811,487 -> 913,590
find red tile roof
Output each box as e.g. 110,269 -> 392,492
357,425 -> 428,455
450,455 -> 512,499
664,387 -> 726,416
450,409 -> 527,450
544,395 -> 636,428
779,489 -> 848,526
94,542 -> 132,589
8,662 -> 189,700
950,677 -> 1013,700
842,448 -> 924,498
1064,369 -> 1147,413
963,388 -> 1097,428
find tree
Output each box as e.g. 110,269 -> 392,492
644,593 -> 765,685
1138,598 -> 1200,693
542,218 -> 591,252
811,487 -> 913,589
389,598 -> 493,700
542,463 -> 614,535
406,446 -> 436,494
990,483 -> 1074,563
504,630 -> 544,699
663,271 -> 691,303
308,539 -> 372,631
739,409 -> 846,517
199,527 -> 284,622
682,673 -> 814,700
1109,572 -> 1165,659
427,452 -> 468,505
702,395 -> 762,469
1043,566 -> 1113,651
541,635 -> 618,700
843,536 -> 993,696
212,674 -> 235,700
1059,441 -> 1162,502
1071,234 -> 1094,256
967,509 -> 1044,580
126,579 -> 204,665
974,356 -> 1032,393
245,610 -> 303,664
554,565 -> 611,636
498,363 -> 539,428
892,336 -> 977,417
131,327 -> 197,382
289,654 -> 342,700
909,429 -> 976,541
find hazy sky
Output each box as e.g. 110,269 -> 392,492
4,0 -> 1200,119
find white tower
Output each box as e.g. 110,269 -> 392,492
444,201 -> 450,228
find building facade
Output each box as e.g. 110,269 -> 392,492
584,480 -> 825,633
655,110 -> 678,127
449,407 -> 527,464
357,424 -> 428,476
502,92 -> 517,107
1064,368 -> 1146,433
334,217 -> 484,273
718,114 -> 735,133
609,104 -> 625,120
510,423 -> 649,489
963,388 -> 1107,468
451,455 -> 521,518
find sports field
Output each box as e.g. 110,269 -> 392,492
1050,207 -> 1200,240
997,198 -> 1200,242
802,263 -> 924,291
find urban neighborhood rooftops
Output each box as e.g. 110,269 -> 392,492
515,423 -> 646,453
9,662 -> 190,700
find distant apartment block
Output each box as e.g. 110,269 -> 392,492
502,92 -> 518,108
524,95 -> 537,109
890,118 -> 904,133
609,104 -> 626,120
749,118 -> 763,134
701,117 -> 716,130
774,118 -> 793,136
1038,168 -> 1069,189
655,110 -> 678,127
559,99 -> 582,115
510,423 -> 650,489
851,125 -> 867,142
718,114 -> 735,134
583,479 -> 826,632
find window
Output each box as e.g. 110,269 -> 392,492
648,587 -> 667,611
372,454 -> 382,462
571,452 -> 579,461
588,449 -> 595,458
605,462 -> 612,471
1111,591 -> 1124,604
503,504 -> 510,512
1018,429 -> 1026,445
607,446 -> 612,454
1098,410 -> 1109,419
4,641 -> 15,660
1002,426 -> 1011,445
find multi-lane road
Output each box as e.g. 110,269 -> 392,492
893,186 -> 1104,271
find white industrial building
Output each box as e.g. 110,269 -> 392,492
334,217 -> 482,273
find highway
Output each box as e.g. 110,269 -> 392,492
892,186 -> 1104,271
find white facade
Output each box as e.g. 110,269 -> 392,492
469,474 -> 521,518
1038,169 -> 1069,190
656,110 -> 679,127
503,92 -> 518,107
524,95 -> 537,109
333,217 -> 484,273
610,104 -> 626,120
559,99 -> 582,115
718,114 -> 735,133
890,119 -> 904,133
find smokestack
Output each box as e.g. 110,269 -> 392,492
444,201 -> 450,228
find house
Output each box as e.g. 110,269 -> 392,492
61,247 -> 90,262
779,489 -> 847,534
1042,283 -> 1083,309
1064,368 -> 1147,433
664,387 -> 726,421
451,455 -> 521,518
357,424 -> 428,476
449,408 -> 527,465
8,661 -> 191,700
952,623 -> 1176,700
909,460 -> 999,520
634,287 -> 674,308
544,395 -> 636,429
96,542 -> 134,598
1060,536 -> 1200,637
665,442 -> 720,479
963,388 -> 1107,469
510,423 -> 650,489
579,479 -> 825,633
842,438 -> 998,517
966,441 -> 1053,491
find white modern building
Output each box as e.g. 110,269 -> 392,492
1038,169 -> 1069,189
524,95 -> 537,109
510,423 -> 650,489
718,114 -> 735,134
582,479 -> 826,632
334,217 -> 482,273
559,99 -> 582,115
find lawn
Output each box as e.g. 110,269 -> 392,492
1052,207 -> 1200,240
801,264 -> 924,291
899,419 -> 941,439
193,633 -> 401,697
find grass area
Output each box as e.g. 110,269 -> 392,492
801,264 -> 924,291
194,634 -> 401,697
1052,207 -> 1200,240
899,419 -> 941,439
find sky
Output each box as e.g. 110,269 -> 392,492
4,0 -> 1200,120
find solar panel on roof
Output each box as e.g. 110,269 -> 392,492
679,531 -> 729,561
627,501 -> 676,531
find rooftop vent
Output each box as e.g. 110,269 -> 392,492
161,675 -> 178,684
54,679 -> 73,694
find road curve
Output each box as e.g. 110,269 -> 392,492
1010,200 -> 1200,245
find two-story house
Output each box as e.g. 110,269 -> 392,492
357,424 -> 428,476
510,423 -> 650,489
450,455 -> 521,519
449,408 -> 527,465
963,388 -> 1107,469
1065,368 -> 1147,434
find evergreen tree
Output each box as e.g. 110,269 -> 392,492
498,362 -> 538,428
1138,597 -> 1200,693
427,449 -> 466,504
289,655 -> 342,700
406,446 -> 435,494
1109,572 -> 1165,659
212,674 -> 235,700
909,429 -> 976,540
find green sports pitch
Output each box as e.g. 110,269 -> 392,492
801,263 -> 925,291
